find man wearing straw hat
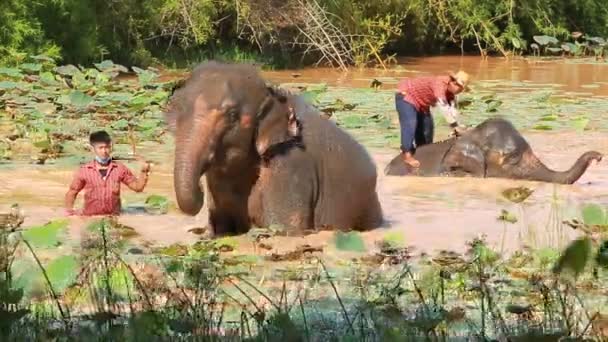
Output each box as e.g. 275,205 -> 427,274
395,70 -> 470,168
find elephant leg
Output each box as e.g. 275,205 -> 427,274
440,144 -> 486,177
353,190 -> 383,231
249,159 -> 316,234
206,176 -> 252,236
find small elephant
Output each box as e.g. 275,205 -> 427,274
164,61 -> 383,236
384,117 -> 603,184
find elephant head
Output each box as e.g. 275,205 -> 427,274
164,61 -> 300,215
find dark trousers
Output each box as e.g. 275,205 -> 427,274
395,92 -> 434,153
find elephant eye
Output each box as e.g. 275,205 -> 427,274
226,108 -> 240,122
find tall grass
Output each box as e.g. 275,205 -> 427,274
0,201 -> 607,341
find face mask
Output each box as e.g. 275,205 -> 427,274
95,156 -> 111,165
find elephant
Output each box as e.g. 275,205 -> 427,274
384,117 -> 603,184
164,61 -> 383,236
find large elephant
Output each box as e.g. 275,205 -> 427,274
164,61 -> 383,236
384,117 -> 603,184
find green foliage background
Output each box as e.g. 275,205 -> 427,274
1,0 -> 607,67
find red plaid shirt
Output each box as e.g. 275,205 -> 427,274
69,160 -> 136,216
397,75 -> 455,113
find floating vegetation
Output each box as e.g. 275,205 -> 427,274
143,194 -> 170,215
0,57 -> 170,166
266,244 -> 324,262
502,186 -> 534,204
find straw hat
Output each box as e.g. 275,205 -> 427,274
449,70 -> 470,88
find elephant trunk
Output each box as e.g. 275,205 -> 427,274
517,150 -> 599,184
173,115 -> 222,215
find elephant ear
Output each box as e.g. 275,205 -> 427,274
255,102 -> 300,157
163,105 -> 179,134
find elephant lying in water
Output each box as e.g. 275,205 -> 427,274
164,61 -> 383,236
384,117 -> 603,184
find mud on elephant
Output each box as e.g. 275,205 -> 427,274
164,61 -> 383,236
384,117 -> 603,184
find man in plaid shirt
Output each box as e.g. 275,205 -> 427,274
395,71 -> 470,167
64,130 -> 151,216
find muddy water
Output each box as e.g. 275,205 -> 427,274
264,55 -> 608,96
2,56 -> 608,257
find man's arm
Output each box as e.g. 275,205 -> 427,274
431,78 -> 460,126
122,163 -> 150,193
436,98 -> 460,127
65,170 -> 85,215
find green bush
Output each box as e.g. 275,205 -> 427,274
1,0 -> 608,68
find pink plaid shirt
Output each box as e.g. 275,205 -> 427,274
69,160 -> 136,216
397,75 -> 455,113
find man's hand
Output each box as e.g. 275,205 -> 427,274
140,161 -> 151,175
449,123 -> 468,137
453,125 -> 468,136
126,161 -> 151,193
64,208 -> 77,217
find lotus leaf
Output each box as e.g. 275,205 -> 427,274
95,72 -> 111,86
572,117 -> 589,131
552,237 -> 591,278
533,124 -> 554,131
540,114 -> 558,121
135,70 -> 158,87
581,204 -> 607,226
334,231 -> 366,252
502,187 -> 533,203
39,72 -> 59,86
561,43 -> 577,53
71,72 -> 90,89
32,140 -> 51,150
498,209 -> 518,224
44,255 -> 79,294
338,114 -> 366,128
0,68 -> 23,79
0,82 -> 18,90
10,259 -> 45,298
144,194 -> 169,215
19,63 -> 42,73
485,99 -> 503,112
55,65 -> 81,77
381,231 -> 406,248
93,264 -> 134,300
112,119 -> 130,130
35,103 -> 56,115
94,60 -> 115,71
105,92 -> 133,103
69,90 -> 94,108
135,119 -> 160,131
585,37 -> 606,45
21,219 -> 68,248
30,54 -> 55,63
533,36 -> 559,46
511,38 -> 521,49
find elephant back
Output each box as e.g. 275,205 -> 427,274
287,94 -> 378,182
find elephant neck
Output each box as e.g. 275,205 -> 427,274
414,137 -> 458,174
260,137 -> 303,165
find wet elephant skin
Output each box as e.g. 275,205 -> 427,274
164,61 -> 383,236
384,117 -> 603,184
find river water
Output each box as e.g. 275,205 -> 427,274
1,56 -> 607,256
